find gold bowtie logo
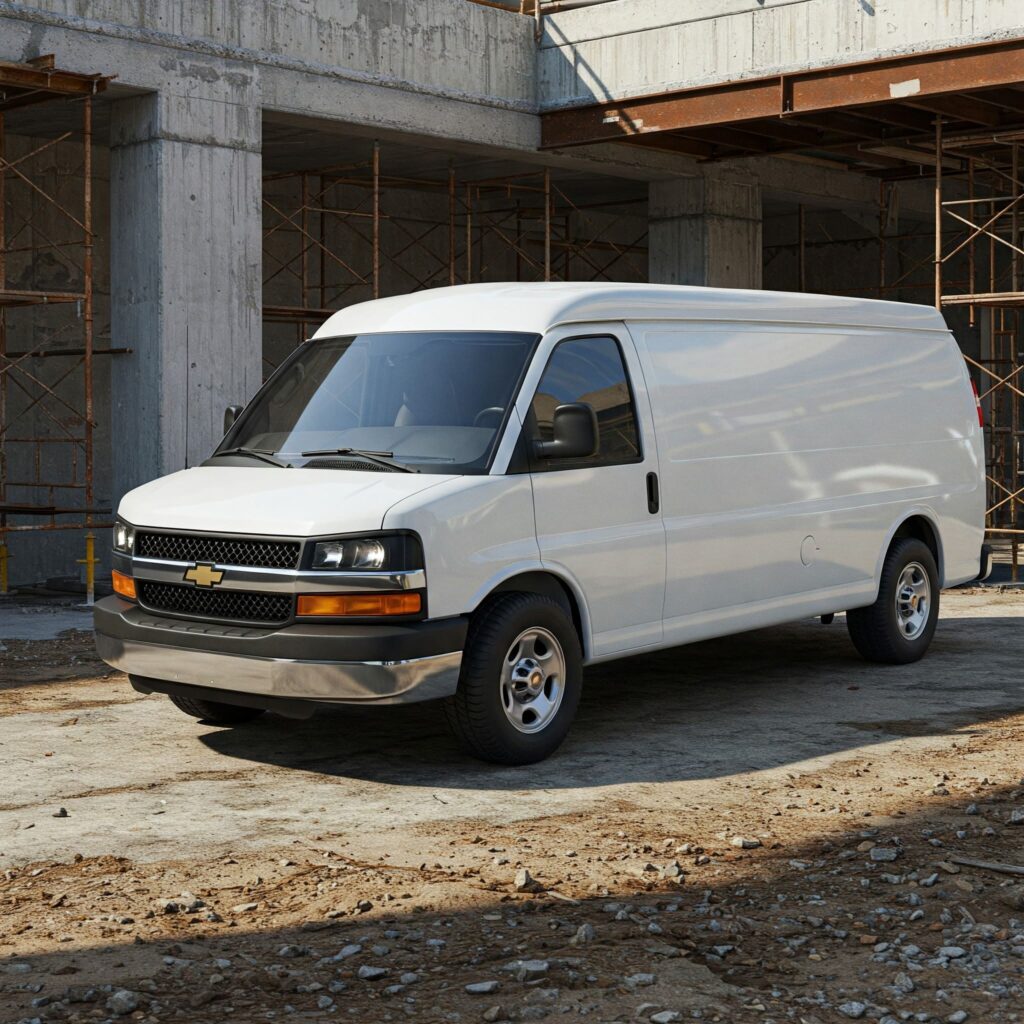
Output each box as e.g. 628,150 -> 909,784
183,563 -> 225,588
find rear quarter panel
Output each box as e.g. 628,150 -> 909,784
630,318 -> 984,641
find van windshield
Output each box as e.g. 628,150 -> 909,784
220,331 -> 539,474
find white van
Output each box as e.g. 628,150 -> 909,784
95,283 -> 990,764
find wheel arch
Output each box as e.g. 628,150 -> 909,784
476,570 -> 591,661
878,510 -> 944,589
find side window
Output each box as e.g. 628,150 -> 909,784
528,336 -> 642,469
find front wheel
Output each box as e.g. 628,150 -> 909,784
443,593 -> 582,765
167,693 -> 265,725
846,538 -> 939,664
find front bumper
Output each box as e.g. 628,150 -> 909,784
94,596 -> 466,706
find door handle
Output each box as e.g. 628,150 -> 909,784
646,472 -> 660,514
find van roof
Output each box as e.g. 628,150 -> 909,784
312,282 -> 948,338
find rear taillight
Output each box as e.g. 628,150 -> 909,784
970,377 -> 984,428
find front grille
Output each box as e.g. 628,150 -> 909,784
138,581 -> 293,625
135,531 -> 300,569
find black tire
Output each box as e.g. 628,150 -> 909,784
443,592 -> 582,765
847,537 -> 939,664
167,693 -> 265,725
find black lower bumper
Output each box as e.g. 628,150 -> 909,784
93,597 -> 468,707
94,596 -> 467,662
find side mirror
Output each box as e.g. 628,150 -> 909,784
533,402 -> 598,460
223,405 -> 243,435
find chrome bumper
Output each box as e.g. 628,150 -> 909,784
95,632 -> 462,705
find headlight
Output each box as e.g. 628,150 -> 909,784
113,520 -> 135,554
313,539 -> 385,570
308,534 -> 422,572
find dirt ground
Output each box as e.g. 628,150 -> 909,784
1,589 -> 1023,1024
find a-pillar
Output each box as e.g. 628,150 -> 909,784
648,173 -> 762,288
109,83 -> 262,501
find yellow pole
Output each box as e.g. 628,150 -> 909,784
0,542 -> 9,595
76,532 -> 97,606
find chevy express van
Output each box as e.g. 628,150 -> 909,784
95,283 -> 990,764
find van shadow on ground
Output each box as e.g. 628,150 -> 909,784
199,613 -> 1024,791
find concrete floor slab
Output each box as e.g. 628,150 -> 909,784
0,603 -> 94,643
1,589 -> 1022,870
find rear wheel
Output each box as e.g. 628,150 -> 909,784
443,592 -> 582,765
167,693 -> 265,725
847,538 -> 939,664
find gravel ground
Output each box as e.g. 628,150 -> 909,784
1,588 -> 1023,1024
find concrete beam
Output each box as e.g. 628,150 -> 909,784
3,0 -> 949,205
0,2 -> 703,184
0,0 -> 536,149
540,0 -> 1024,111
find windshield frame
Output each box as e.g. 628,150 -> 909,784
215,330 -> 542,476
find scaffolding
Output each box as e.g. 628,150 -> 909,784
0,57 -> 110,597
262,145 -> 648,371
933,122 -> 1024,573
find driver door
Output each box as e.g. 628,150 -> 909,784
522,327 -> 665,659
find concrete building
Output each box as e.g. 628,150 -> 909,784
1,0 -> 1022,589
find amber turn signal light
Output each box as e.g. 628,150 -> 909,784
112,570 -> 137,600
296,592 -> 422,617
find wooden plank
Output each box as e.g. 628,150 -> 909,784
950,856 -> 1024,876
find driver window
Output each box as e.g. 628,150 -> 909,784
529,336 -> 642,469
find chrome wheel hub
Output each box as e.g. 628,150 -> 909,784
895,561 -> 931,640
500,627 -> 565,734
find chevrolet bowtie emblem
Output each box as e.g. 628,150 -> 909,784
183,562 -> 225,588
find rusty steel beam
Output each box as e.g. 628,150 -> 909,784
621,133 -> 717,160
0,289 -> 84,307
725,118 -> 824,147
0,58 -> 108,94
262,305 -> 338,322
678,124 -> 780,154
787,109 -> 908,142
904,93 -> 1004,127
978,88 -> 1024,117
942,291 -> 1024,306
823,145 -> 913,170
853,103 -> 939,134
541,36 -> 1024,149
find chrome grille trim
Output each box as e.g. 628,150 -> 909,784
130,558 -> 426,594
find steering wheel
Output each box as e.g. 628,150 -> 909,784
473,407 -> 505,429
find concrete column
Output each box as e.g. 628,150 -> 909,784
648,174 -> 762,289
109,85 -> 261,501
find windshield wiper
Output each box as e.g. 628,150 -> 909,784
211,447 -> 290,468
299,448 -> 416,473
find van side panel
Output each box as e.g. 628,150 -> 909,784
630,321 -> 984,645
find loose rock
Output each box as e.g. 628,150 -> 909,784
466,980 -> 501,995
514,868 -> 543,893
